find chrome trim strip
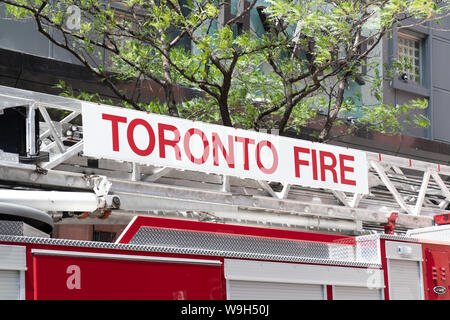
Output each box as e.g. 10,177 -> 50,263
31,249 -> 222,266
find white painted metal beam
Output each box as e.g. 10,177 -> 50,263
430,170 -> 450,201
0,189 -> 104,212
42,141 -> 83,170
38,106 -> 66,153
370,160 -> 413,215
413,170 -> 431,215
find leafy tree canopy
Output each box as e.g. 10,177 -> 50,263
2,0 -> 449,141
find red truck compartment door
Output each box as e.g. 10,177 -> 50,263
424,248 -> 450,300
31,249 -> 223,300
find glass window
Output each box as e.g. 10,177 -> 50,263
92,230 -> 117,242
398,34 -> 422,85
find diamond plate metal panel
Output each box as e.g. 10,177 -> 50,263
355,237 -> 382,264
0,220 -> 49,238
1,223 -> 424,268
130,227 -> 332,260
330,235 -> 382,264
0,221 -> 24,236
129,226 -> 382,266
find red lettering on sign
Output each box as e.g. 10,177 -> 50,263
127,119 -> 155,156
235,136 -> 255,171
96,110 -> 363,193
319,151 -> 337,183
184,128 -> 210,165
256,140 -> 278,174
158,123 -> 181,160
294,147 -> 310,178
339,154 -> 356,186
102,113 -> 127,151
311,149 -> 318,181
212,133 -> 235,168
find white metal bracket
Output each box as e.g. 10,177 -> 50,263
85,175 -> 112,197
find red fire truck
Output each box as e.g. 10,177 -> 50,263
0,85 -> 449,301
0,215 -> 449,300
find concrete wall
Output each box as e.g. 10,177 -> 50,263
383,16 -> 450,143
0,3 -> 83,65
430,17 -> 450,143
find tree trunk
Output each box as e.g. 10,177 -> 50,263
217,70 -> 234,127
162,47 -> 179,117
163,82 -> 179,117
278,81 -> 294,134
218,94 -> 233,127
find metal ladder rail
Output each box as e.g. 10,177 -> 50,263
0,85 -> 449,233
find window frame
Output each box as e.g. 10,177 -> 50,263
397,32 -> 422,85
389,27 -> 431,97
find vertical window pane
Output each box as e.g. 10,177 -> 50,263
398,34 -> 422,85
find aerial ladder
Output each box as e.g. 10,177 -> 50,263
0,84 -> 448,236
